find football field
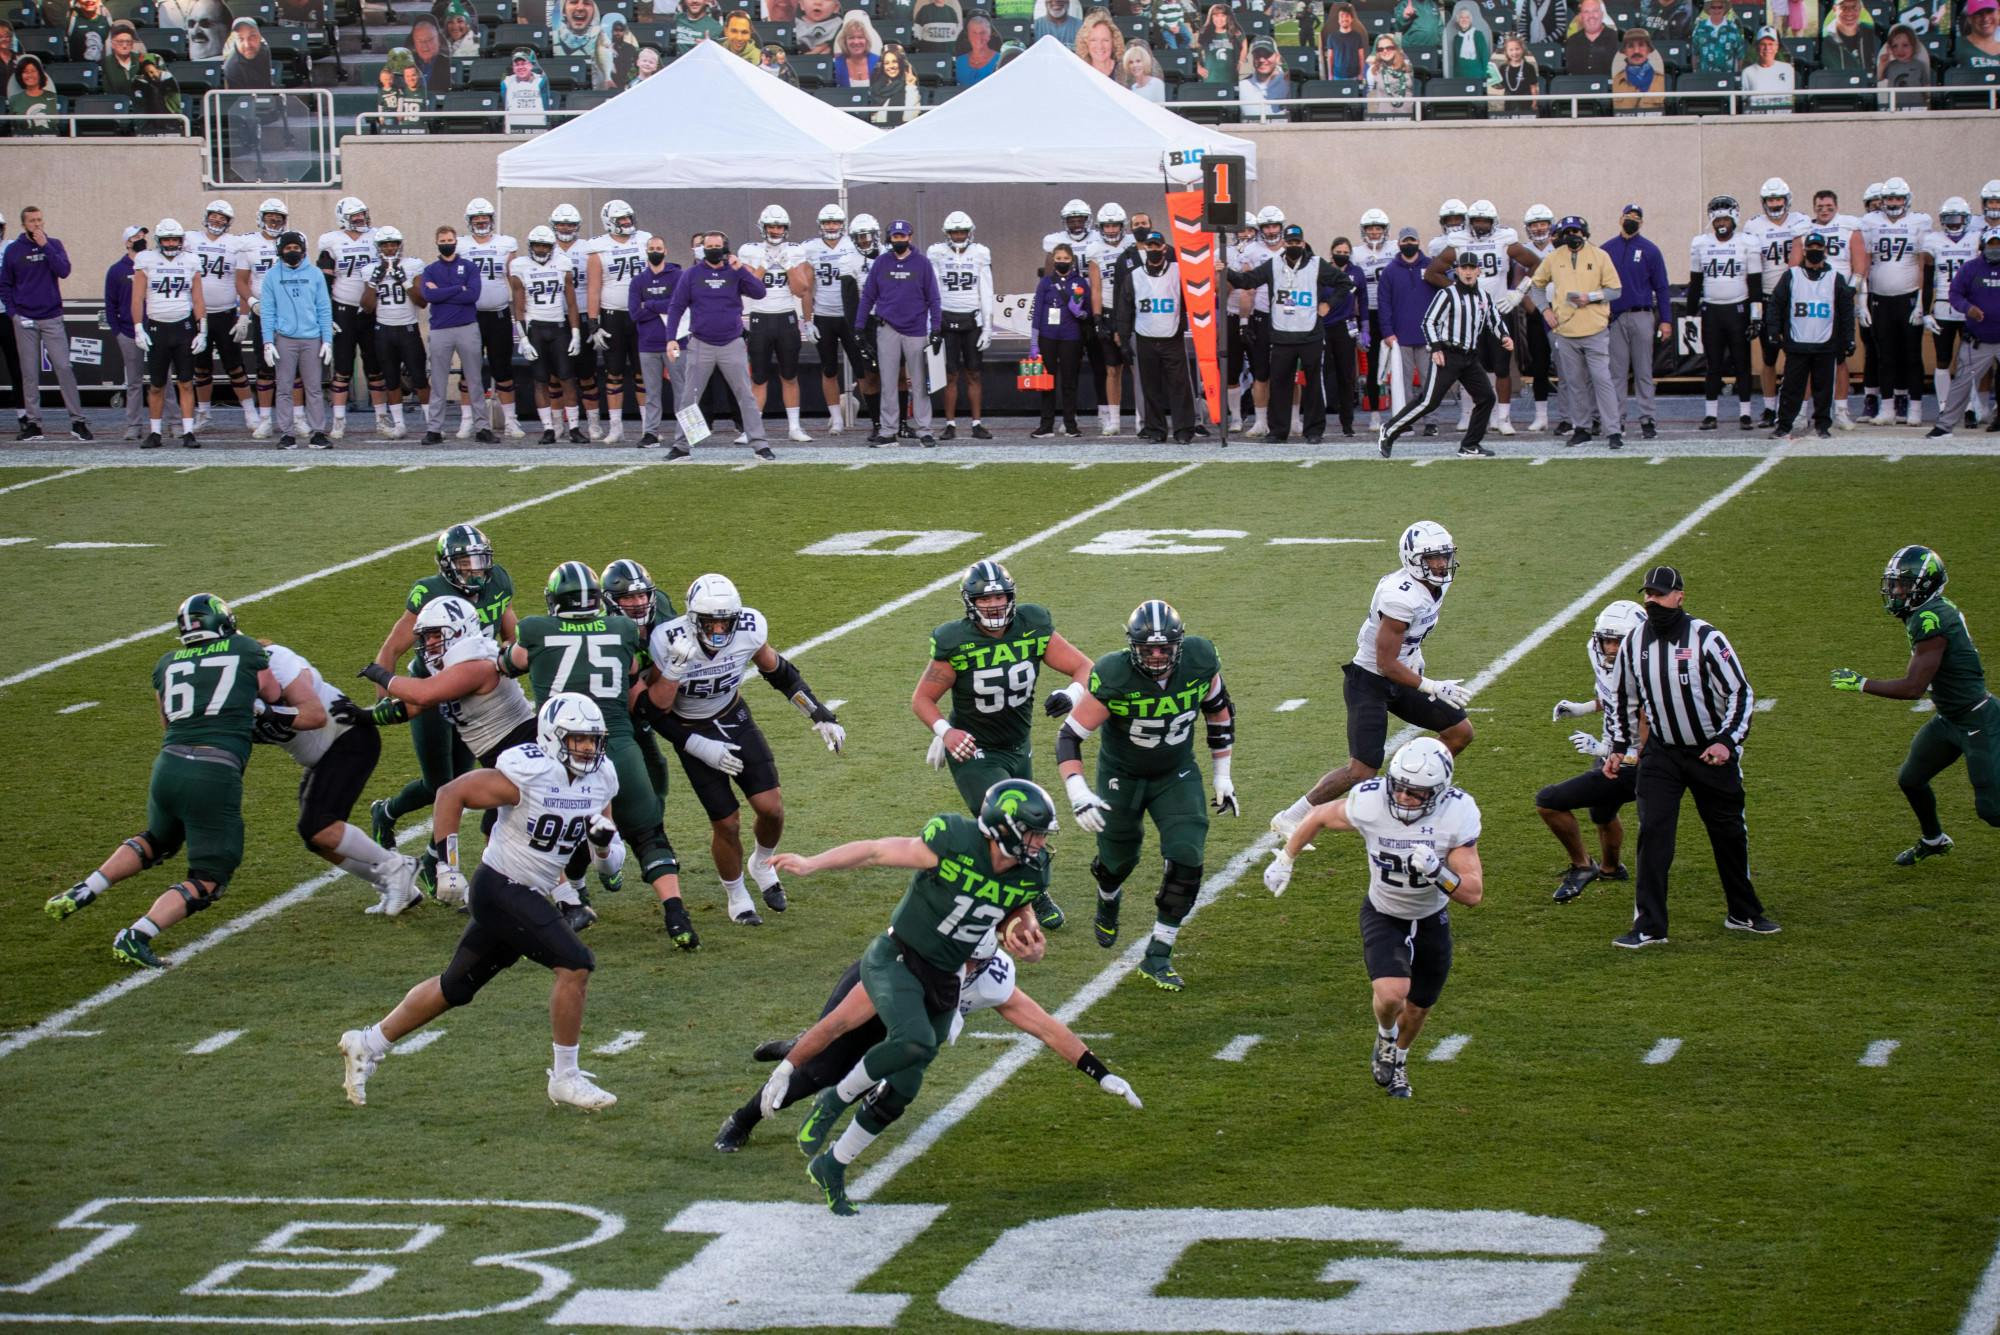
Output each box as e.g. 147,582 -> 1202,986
3,448 -> 1999,1333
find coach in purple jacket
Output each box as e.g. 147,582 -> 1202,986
1375,226 -> 1433,417
628,239 -> 682,448
664,232 -> 770,455
0,205 -> 89,440
420,229 -> 490,443
856,219 -> 941,445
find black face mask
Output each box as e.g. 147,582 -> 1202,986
1803,250 -> 1826,270
1398,242 -> 1420,258
1621,219 -> 1641,236
131,239 -> 147,252
281,249 -> 305,266
1564,234 -> 1585,250
647,251 -> 667,266
1053,261 -> 1072,274
1645,600 -> 1682,628
1332,251 -> 1351,265
703,247 -> 726,264
1144,252 -> 1168,272
890,239 -> 910,254
438,243 -> 456,258
1284,244 -> 1305,261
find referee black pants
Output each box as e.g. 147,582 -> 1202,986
1382,345 -> 1493,450
1775,343 -> 1837,433
1632,741 -> 1765,938
1267,335 -> 1325,442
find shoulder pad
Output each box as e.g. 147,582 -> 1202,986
443,635 -> 498,669
497,741 -> 559,787
740,608 -> 770,652
263,643 -> 307,687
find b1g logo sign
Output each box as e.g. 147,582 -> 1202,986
2,1198 -> 1603,1331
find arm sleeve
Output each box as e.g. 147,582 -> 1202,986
1704,627 -> 1753,748
1605,627 -> 1639,751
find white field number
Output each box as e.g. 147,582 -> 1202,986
798,530 -> 984,557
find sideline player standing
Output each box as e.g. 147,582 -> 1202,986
1688,196 -> 1764,431
1858,177 -> 1931,426
800,205 -> 869,435
460,199 -> 526,438
132,218 -> 206,449
1264,737 -> 1483,1099
362,226 -> 428,440
584,199 -> 652,444
930,211 -> 994,440
740,205 -> 815,443
511,225 -> 585,443
1830,546 -> 1998,862
233,197 -> 288,438
316,196 -> 384,439
1538,601 -> 1644,903
191,200 -> 259,435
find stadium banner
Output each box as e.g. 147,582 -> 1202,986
1166,189 -> 1223,425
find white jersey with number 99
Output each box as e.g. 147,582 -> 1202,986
483,741 -> 618,893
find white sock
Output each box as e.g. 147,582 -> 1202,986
149,417 -> 162,433
552,1041 -> 579,1077
785,406 -> 801,429
1705,399 -> 1719,417
361,1023 -> 393,1058
971,417 -> 982,427
724,876 -> 752,917
1281,794 -> 1312,823
332,824 -> 396,880
132,915 -> 160,938
389,403 -> 406,428
1253,406 -> 1268,430
1391,1044 -> 1409,1065
832,1117 -> 878,1166
565,406 -> 580,426
241,401 -> 258,427
553,879 -> 582,907
748,844 -> 781,890
334,404 -> 348,423
1152,921 -> 1180,946
86,870 -> 113,894
1377,1023 -> 1397,1040
539,407 -> 554,428
181,417 -> 195,434
835,1061 -> 876,1104
827,405 -> 843,429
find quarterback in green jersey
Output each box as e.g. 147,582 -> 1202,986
1831,545 -> 1999,864
912,559 -> 1095,930
46,595 -> 285,970
1057,600 -> 1237,992
765,778 -> 1059,1215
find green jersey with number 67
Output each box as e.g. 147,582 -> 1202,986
1908,595 -> 1988,723
891,813 -> 1050,972
514,612 -> 645,742
930,602 -> 1057,752
152,633 -> 271,765
1088,634 -> 1223,779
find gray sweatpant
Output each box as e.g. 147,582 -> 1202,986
426,323 -> 486,432
14,315 -> 83,424
677,337 -> 764,444
640,347 -> 686,441
1553,329 -> 1621,434
1940,338 -> 1999,426
117,332 -> 147,433
875,325 -> 932,435
1607,308 -> 1659,425
271,334 -> 327,436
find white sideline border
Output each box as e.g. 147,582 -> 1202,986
850,451 -> 1789,1202
1960,1226 -> 2000,1335
0,462 -> 1209,1061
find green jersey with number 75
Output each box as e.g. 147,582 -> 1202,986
515,612 -> 645,743
152,633 -> 272,765
1087,634 -> 1224,779
891,813 -> 1049,973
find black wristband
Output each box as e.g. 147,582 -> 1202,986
1076,1050 -> 1109,1082
359,663 -> 395,688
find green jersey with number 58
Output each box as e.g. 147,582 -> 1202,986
514,612 -> 645,742
930,602 -> 1057,752
891,813 -> 1050,972
151,633 -> 271,765
1088,634 -> 1223,779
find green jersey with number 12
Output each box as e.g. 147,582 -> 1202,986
152,633 -> 271,765
514,612 -> 645,742
890,813 -> 1049,972
931,602 -> 1057,752
1088,634 -> 1224,779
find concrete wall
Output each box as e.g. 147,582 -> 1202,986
5,111 -> 1994,296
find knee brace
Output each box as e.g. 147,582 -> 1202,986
193,366 -> 214,389
124,834 -> 165,869
1091,857 -> 1131,897
1155,859 -> 1202,926
332,373 -> 352,394
366,375 -> 387,395
172,879 -> 224,914
633,823 -> 679,879
439,943 -> 508,1007
859,1071 -> 920,1129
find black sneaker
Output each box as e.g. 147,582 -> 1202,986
866,432 -> 894,446
1595,862 -> 1630,882
971,423 -> 992,440
1566,427 -> 1592,447
1894,833 -> 1952,865
1926,426 -> 1953,440
278,434 -> 298,450
142,430 -> 163,449
918,434 -> 935,448
1606,432 -> 1624,450
1814,426 -> 1831,439
308,431 -> 332,449
1062,424 -> 1082,438
1612,929 -> 1669,949
762,882 -> 787,913
1304,432 -> 1323,444
71,418 -> 94,441
714,1107 -> 756,1153
1029,427 -> 1056,439
422,430 -> 443,444
476,428 -> 496,443
1724,914 -> 1781,934
1552,864 -> 1600,904
567,426 -> 588,444
667,445 -> 691,461
662,897 -> 700,950
1640,419 -> 1656,440
16,418 -> 41,441
181,431 -> 199,449
1421,422 -> 1437,436
639,432 -> 660,448
1759,408 -> 1776,428
1769,427 -> 1790,441
1966,410 -> 1980,429
1377,425 -> 1393,459
1457,442 -> 1495,457
1988,415 -> 2000,434
1699,415 -> 1718,430
540,427 -> 557,444
940,422 -> 956,440
898,421 -> 916,440
752,446 -> 777,461
1554,419 -> 1572,435
1739,414 -> 1754,430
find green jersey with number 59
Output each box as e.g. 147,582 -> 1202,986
931,602 -> 1057,752
892,813 -> 1050,972
514,612 -> 645,742
151,633 -> 271,765
1088,634 -> 1223,779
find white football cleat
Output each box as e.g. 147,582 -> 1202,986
1903,409 -> 1924,428
504,415 -> 526,438
1100,416 -> 1119,436
1496,418 -> 1515,435
548,1067 -> 617,1111
379,857 -> 421,917
330,417 -> 347,440
252,419 -> 274,440
602,421 -> 623,444
1833,407 -> 1855,431
194,405 -> 213,430
339,1029 -> 378,1107
733,432 -> 749,445
457,414 -> 476,439
787,425 -> 812,442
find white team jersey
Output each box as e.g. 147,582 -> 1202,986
1353,238 -> 1395,314
1348,777 -> 1482,919
1923,230 -> 1978,318
555,239 -> 592,292
799,235 -> 863,312
192,232 -> 239,311
649,607 -> 770,721
1805,213 -> 1862,278
1689,233 -> 1762,305
437,634 -> 535,757
264,642 -> 350,769
1516,236 -> 1554,279
316,228 -> 378,305
510,255 -> 571,324
1043,227 -> 1094,256
1231,238 -> 1274,313
1588,641 -> 1641,753
1456,226 -> 1518,302
234,234 -> 279,295
1860,211 -> 1932,295
369,256 -> 426,328
1427,226 -> 1470,260
482,741 -> 618,894
945,945 -> 1019,1044
928,241 -> 992,315
1742,210 -> 1810,282
738,240 -> 803,315
1353,570 -> 1445,677
462,234 -> 520,312
134,251 -> 199,322
586,230 -> 653,312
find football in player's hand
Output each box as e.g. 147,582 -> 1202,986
1001,906 -> 1045,963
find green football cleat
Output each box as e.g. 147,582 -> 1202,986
598,864 -> 624,894
1137,944 -> 1185,992
662,898 -> 701,951
370,798 -> 396,849
1033,890 -> 1065,930
1894,834 -> 1952,866
1092,891 -> 1120,949
796,1087 -> 853,1159
111,927 -> 165,970
45,882 -> 96,921
807,1151 -> 859,1216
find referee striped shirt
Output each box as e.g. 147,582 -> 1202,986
1606,610 -> 1755,752
1420,282 -> 1503,353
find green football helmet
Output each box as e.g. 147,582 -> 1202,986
1882,545 -> 1947,618
961,559 -> 1016,632
1125,599 -> 1184,679
978,778 -> 1059,875
545,560 -> 603,619
436,523 -> 495,596
175,592 -> 236,645
603,557 -> 658,629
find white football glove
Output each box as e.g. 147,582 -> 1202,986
1420,677 -> 1471,709
661,632 -> 697,671
320,342 -> 335,366
925,733 -> 949,769
589,324 -> 611,351
1263,848 -> 1294,896
1552,699 -> 1594,721
1211,753 -> 1238,817
1065,772 -> 1110,834
189,327 -> 208,356
798,316 -> 817,343
976,325 -> 992,351
249,296 -> 260,314
1908,303 -> 1927,327
1923,314 -> 1941,335
435,865 -> 469,906
567,326 -> 582,356
262,342 -> 278,366
758,1058 -> 794,1118
1495,289 -> 1523,315
812,719 -> 846,753
1570,730 -> 1612,758
1407,843 -> 1442,880
1858,300 -> 1873,328
133,325 -> 151,352
230,312 -> 252,342
519,336 -> 538,362
685,734 -> 744,775
1098,1073 -> 1142,1108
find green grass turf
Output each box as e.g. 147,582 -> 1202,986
1,457 -> 1996,1333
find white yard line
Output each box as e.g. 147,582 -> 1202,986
1754,697 -> 1777,712
1214,1035 -> 1263,1062
0,465 -> 647,692
186,1029 -> 245,1055
1859,1039 -> 1901,1067
392,1030 -> 446,1055
849,451 -> 1788,1202
57,701 -> 98,714
1643,1038 -> 1683,1065
1957,1228 -> 2000,1335
591,1030 -> 646,1055
0,466 -> 95,497
1274,698 -> 1308,712
1427,1034 -> 1472,1062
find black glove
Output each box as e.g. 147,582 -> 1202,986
370,696 -> 410,726
329,696 -> 368,726
1044,688 -> 1076,719
1745,319 -> 1761,342
929,332 -> 944,355
251,703 -> 300,744
359,663 -> 395,688
1844,343 -> 1856,359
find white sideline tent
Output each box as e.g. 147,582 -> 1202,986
496,39 -> 881,190
843,36 -> 1257,185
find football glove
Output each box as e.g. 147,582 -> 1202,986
1407,843 -> 1442,880
518,335 -> 538,362
589,322 -> 611,351
435,864 -> 469,906
320,343 -> 334,366
1829,667 -> 1865,692
567,326 -> 581,357
976,325 -> 991,352
1857,300 -> 1872,328
1570,730 -> 1611,758
262,342 -> 278,366
1211,755 -> 1238,817
1420,676 -> 1471,709
1552,699 -> 1594,721
328,696 -> 369,727
1909,303 -> 1927,327
1263,848 -> 1294,896
415,841 -> 443,897
798,316 -> 817,343
189,327 -> 207,357
369,696 -> 410,726
1745,318 -> 1762,342
925,733 -> 949,769
230,312 -> 252,342
685,734 -> 745,775
133,325 -> 151,352
1098,1073 -> 1142,1108
758,1058 -> 794,1118
1923,314 -> 1941,335
1044,683 -> 1083,718
929,332 -> 944,355
1495,289 -> 1523,316
588,813 -> 618,849
812,719 -> 846,753
1065,773 -> 1110,834
251,702 -> 300,744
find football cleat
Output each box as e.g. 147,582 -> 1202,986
762,882 -> 788,913
808,1151 -> 859,1216
338,1029 -> 378,1107
1371,1033 -> 1397,1087
541,428 -> 558,444
663,898 -> 701,950
796,1087 -> 854,1158
45,882 -> 97,921
715,1108 -> 756,1153
68,419 -> 93,440
1595,863 -> 1630,882
1032,890 -> 1065,930
1138,944 -> 1185,992
457,414 -> 476,439
1386,1061 -> 1412,1098
379,857 -> 421,917
753,1038 -> 797,1063
181,432 -> 200,450
1699,415 -> 1718,430
1552,864 -> 1599,904
370,798 -> 396,849
548,1067 -> 618,1111
598,863 -> 624,894
142,430 -> 163,449
1093,890 -> 1120,949
1269,808 -> 1315,852
505,416 -> 526,439
330,417 -> 347,440
1724,914 -> 1781,934
1894,833 -> 1953,866
112,927 -> 164,970
753,446 -> 778,461
1612,930 -> 1669,949
567,426 -> 589,445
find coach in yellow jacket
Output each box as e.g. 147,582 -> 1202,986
1531,214 -> 1625,447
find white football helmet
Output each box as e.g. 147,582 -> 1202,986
685,573 -> 744,651
602,199 -> 636,238
1983,180 -> 2000,223
549,204 -> 583,242
1439,197 -> 1468,224
465,197 -> 496,236
526,224 -> 557,261
1097,201 -> 1127,228
1256,204 -> 1285,224
818,203 -> 846,240
1399,520 -> 1458,590
257,198 -> 287,238
1468,198 -> 1497,220
155,218 -> 186,257
1384,737 -> 1454,825
413,594 -> 480,672
1940,197 -> 1972,233
1525,204 -> 1554,224
203,199 -> 234,235
1759,178 -> 1791,217
942,210 -> 974,247
1880,177 -> 1911,218
336,196 -> 370,230
759,204 -> 790,242
1359,207 -> 1390,234
1591,599 -> 1644,671
538,692 -> 608,779
850,212 -> 880,249
373,225 -> 403,258
1863,182 -> 1886,211
1061,199 -> 1091,233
